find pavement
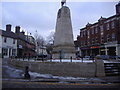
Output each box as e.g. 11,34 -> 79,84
1,58 -> 120,89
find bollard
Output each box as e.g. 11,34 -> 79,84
70,56 -> 72,62
24,66 -> 30,79
60,56 -> 62,62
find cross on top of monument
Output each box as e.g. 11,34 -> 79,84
61,0 -> 66,7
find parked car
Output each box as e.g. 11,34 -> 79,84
83,56 -> 90,60
109,56 -> 117,59
95,55 -> 110,60
83,56 -> 94,60
37,54 -> 47,59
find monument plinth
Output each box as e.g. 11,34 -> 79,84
52,6 -> 76,59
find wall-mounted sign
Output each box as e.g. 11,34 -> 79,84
91,46 -> 99,49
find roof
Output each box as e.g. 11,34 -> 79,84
0,29 -> 17,39
80,15 -> 119,31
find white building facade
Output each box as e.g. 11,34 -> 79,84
0,24 -> 17,58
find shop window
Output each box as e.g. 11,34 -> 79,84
4,37 -> 7,43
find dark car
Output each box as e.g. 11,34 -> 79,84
37,54 -> 47,59
95,55 -> 110,60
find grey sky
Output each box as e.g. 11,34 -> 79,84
1,1 -> 118,40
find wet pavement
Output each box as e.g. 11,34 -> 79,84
2,58 -> 120,88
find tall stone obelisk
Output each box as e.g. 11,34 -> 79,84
52,3 -> 76,59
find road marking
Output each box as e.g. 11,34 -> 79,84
2,81 -> 120,86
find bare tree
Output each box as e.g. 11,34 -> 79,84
46,31 -> 55,44
46,31 -> 55,55
34,30 -> 46,47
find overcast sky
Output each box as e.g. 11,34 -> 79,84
1,1 -> 119,40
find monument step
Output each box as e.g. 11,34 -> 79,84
104,63 -> 120,76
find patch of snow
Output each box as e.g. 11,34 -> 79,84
47,59 -> 94,63
29,71 -> 87,80
29,72 -> 53,79
103,60 -> 120,63
3,65 -> 23,78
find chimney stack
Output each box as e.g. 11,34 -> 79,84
116,2 -> 120,15
21,30 -> 25,35
6,24 -> 12,32
15,26 -> 20,33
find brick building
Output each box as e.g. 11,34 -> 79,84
77,2 -> 120,57
15,26 -> 36,57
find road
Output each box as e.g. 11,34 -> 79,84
2,58 -> 120,89
2,79 -> 120,88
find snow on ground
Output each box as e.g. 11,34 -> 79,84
2,65 -> 23,78
3,63 -> 89,81
15,58 -> 94,63
29,71 -> 87,80
15,58 -> 120,63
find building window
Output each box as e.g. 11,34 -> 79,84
88,39 -> 90,45
96,37 -> 98,43
106,23 -> 110,30
2,48 -> 8,56
92,28 -> 94,34
100,25 -> 103,32
112,33 -> 116,41
92,38 -> 94,44
12,49 -> 16,56
95,27 -> 98,33
84,31 -> 86,36
107,34 -> 110,42
87,30 -> 90,36
4,37 -> 7,43
81,32 -> 83,37
101,35 -> 104,43
13,39 -> 15,44
111,21 -> 115,29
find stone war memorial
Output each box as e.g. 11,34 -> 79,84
52,0 -> 76,59
9,1 -> 106,77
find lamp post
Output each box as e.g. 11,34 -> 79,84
59,50 -> 62,62
42,41 -> 44,62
